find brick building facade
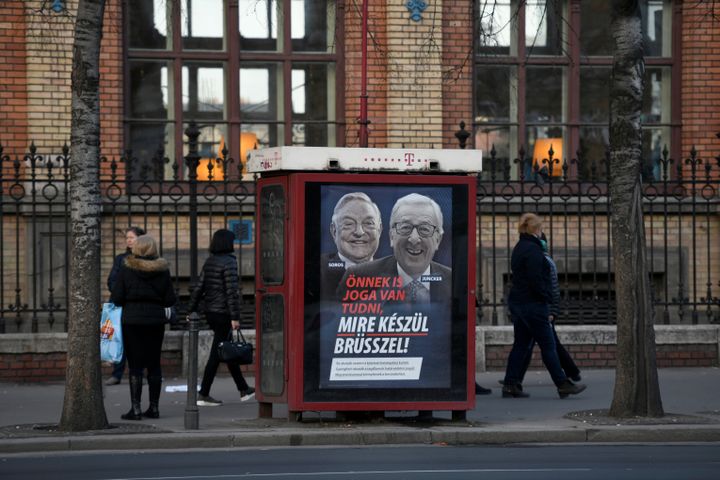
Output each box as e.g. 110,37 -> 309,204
0,1 -> 718,381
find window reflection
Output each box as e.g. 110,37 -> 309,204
128,0 -> 169,49
239,0 -> 279,51
241,66 -> 281,118
129,61 -> 171,119
291,0 -> 336,52
477,0 -> 512,54
182,63 -> 225,120
526,0 -> 564,56
181,0 -> 224,50
526,66 -> 564,123
580,67 -> 610,123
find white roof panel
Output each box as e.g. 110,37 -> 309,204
247,147 -> 482,173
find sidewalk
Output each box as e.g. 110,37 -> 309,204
1,368 -> 719,453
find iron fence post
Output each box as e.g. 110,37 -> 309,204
185,122 -> 200,288
184,312 -> 200,429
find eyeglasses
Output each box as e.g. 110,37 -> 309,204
392,222 -> 437,238
339,219 -> 378,232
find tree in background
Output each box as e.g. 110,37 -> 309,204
59,0 -> 109,431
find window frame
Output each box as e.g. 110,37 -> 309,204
473,0 -> 681,180
123,0 -> 344,180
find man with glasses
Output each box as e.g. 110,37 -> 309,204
339,193 -> 450,304
321,192 -> 382,300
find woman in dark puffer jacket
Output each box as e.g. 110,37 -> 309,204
110,235 -> 176,420
189,229 -> 254,406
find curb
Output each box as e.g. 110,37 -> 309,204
2,425 -> 720,454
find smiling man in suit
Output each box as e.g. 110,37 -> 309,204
320,192 -> 382,300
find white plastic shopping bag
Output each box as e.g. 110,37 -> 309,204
100,302 -> 123,363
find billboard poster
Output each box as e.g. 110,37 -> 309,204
305,183 -> 463,395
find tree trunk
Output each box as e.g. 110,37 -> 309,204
608,0 -> 663,418
59,0 -> 108,431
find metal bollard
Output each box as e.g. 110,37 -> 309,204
184,312 -> 200,430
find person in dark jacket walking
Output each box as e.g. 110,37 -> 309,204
501,232 -> 581,391
501,213 -> 586,399
105,226 -> 146,386
110,234 -> 176,420
189,229 -> 254,406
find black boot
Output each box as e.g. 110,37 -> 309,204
502,383 -> 529,398
121,375 -> 143,420
557,379 -> 586,399
143,375 -> 162,418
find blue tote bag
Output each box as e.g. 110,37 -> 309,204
100,302 -> 123,363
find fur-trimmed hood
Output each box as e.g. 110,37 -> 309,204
123,255 -> 170,274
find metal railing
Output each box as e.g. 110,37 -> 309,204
1,131 -> 718,333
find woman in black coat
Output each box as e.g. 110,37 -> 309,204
501,213 -> 585,399
110,235 -> 176,420
189,229 -> 254,406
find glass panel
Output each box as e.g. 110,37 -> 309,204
182,123 -> 228,180
642,127 -> 670,182
580,0 -> 611,56
642,0 -> 667,57
475,126 -> 512,180
475,66 -> 516,123
526,0 -> 564,56
182,62 -> 225,120
128,123 -> 175,181
292,63 -> 335,121
260,184 -> 286,285
260,294 -> 285,396
181,0 -> 224,50
291,0 -> 336,52
526,66 -> 564,123
477,0 -> 513,55
291,124 -> 335,146
580,66 -> 610,123
578,127 -> 609,181
527,126 -> 566,178
240,63 -> 283,120
129,61 -> 172,119
128,0 -> 169,50
239,0 -> 280,51
643,67 -> 670,124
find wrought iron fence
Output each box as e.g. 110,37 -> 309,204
476,144 -> 720,326
0,132 -> 718,333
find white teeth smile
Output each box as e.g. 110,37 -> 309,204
407,248 -> 423,255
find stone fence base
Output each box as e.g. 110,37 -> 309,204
0,325 -> 718,382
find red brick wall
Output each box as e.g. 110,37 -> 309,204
99,0 -> 124,172
0,1 -> 28,158
681,3 -> 720,177
442,1 -> 474,149
344,0 -> 388,148
0,351 -> 185,383
485,344 -> 719,370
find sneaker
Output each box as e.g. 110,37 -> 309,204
105,376 -> 121,386
240,387 -> 255,402
197,394 -> 223,406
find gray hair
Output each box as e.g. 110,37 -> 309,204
390,193 -> 444,235
331,192 -> 382,227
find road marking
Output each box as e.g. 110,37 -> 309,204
106,468 -> 592,480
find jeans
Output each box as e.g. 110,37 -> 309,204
517,322 -> 580,382
503,302 -> 567,387
199,312 -> 250,396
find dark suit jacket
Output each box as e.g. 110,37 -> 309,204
319,252 -> 347,301
338,255 -> 452,304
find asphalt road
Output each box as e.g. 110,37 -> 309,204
2,444 -> 720,480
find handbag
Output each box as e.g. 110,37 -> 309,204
100,302 -> 123,363
217,328 -> 254,365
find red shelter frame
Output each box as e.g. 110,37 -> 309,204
255,172 -> 476,418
